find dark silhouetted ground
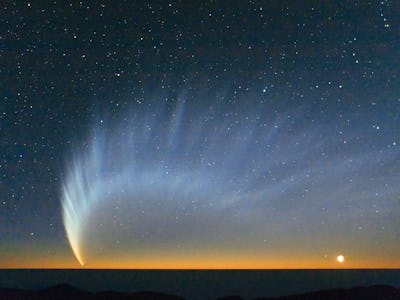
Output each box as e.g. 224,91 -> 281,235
0,284 -> 399,300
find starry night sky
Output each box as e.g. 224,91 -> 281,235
1,1 -> 399,268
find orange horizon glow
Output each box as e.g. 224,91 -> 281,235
1,253 -> 399,270
2,239 -> 399,269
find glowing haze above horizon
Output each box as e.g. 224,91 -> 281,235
1,1 -> 399,269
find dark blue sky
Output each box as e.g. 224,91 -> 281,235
0,1 -> 399,268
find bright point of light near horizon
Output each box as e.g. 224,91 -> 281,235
337,255 -> 345,263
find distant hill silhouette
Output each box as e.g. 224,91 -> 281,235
255,285 -> 400,300
0,284 -> 399,300
0,283 -> 185,300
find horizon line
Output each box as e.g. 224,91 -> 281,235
1,267 -> 400,271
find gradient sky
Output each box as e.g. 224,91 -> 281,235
1,1 -> 399,269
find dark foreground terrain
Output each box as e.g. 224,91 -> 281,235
0,284 -> 399,300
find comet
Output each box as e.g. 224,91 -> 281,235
60,94 -> 391,267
